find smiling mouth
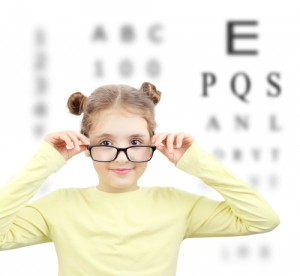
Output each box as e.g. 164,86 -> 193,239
111,168 -> 133,175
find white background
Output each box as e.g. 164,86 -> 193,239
0,0 -> 299,275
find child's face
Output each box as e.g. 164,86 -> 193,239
88,108 -> 151,193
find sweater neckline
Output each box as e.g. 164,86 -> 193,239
87,186 -> 145,200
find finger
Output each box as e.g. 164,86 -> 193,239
78,133 -> 90,145
69,131 -> 90,150
58,132 -> 74,148
68,144 -> 87,159
65,131 -> 81,151
152,133 -> 168,147
166,133 -> 175,153
174,132 -> 185,148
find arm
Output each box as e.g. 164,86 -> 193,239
0,142 -> 66,250
152,133 -> 280,238
177,143 -> 279,237
0,131 -> 89,250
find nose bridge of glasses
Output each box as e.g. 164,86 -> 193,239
115,147 -> 129,161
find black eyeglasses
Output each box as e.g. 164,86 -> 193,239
87,145 -> 156,163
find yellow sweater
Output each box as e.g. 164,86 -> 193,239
0,142 -> 279,276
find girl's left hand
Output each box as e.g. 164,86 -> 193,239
152,133 -> 195,164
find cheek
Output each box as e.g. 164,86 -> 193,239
136,163 -> 148,176
92,162 -> 107,174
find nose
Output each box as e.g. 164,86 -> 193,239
115,149 -> 128,162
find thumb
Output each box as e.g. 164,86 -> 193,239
67,145 -> 88,160
156,145 -> 175,163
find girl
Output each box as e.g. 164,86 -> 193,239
0,82 -> 279,275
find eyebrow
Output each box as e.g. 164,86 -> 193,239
95,133 -> 113,139
95,133 -> 149,139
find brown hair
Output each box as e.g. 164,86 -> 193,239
67,82 -> 161,137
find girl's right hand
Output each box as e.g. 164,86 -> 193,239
44,131 -> 90,161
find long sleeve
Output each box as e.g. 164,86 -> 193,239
0,142 -> 66,250
175,143 -> 280,238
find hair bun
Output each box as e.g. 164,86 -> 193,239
139,82 -> 161,105
67,92 -> 87,115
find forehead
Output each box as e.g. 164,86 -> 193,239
89,108 -> 149,138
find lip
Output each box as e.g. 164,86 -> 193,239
111,168 -> 133,175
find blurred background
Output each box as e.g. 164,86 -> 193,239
0,0 -> 299,275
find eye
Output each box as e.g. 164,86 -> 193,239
99,140 -> 112,146
131,139 -> 143,146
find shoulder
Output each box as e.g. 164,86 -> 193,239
30,187 -> 85,208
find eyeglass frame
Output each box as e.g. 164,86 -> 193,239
86,145 -> 157,163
